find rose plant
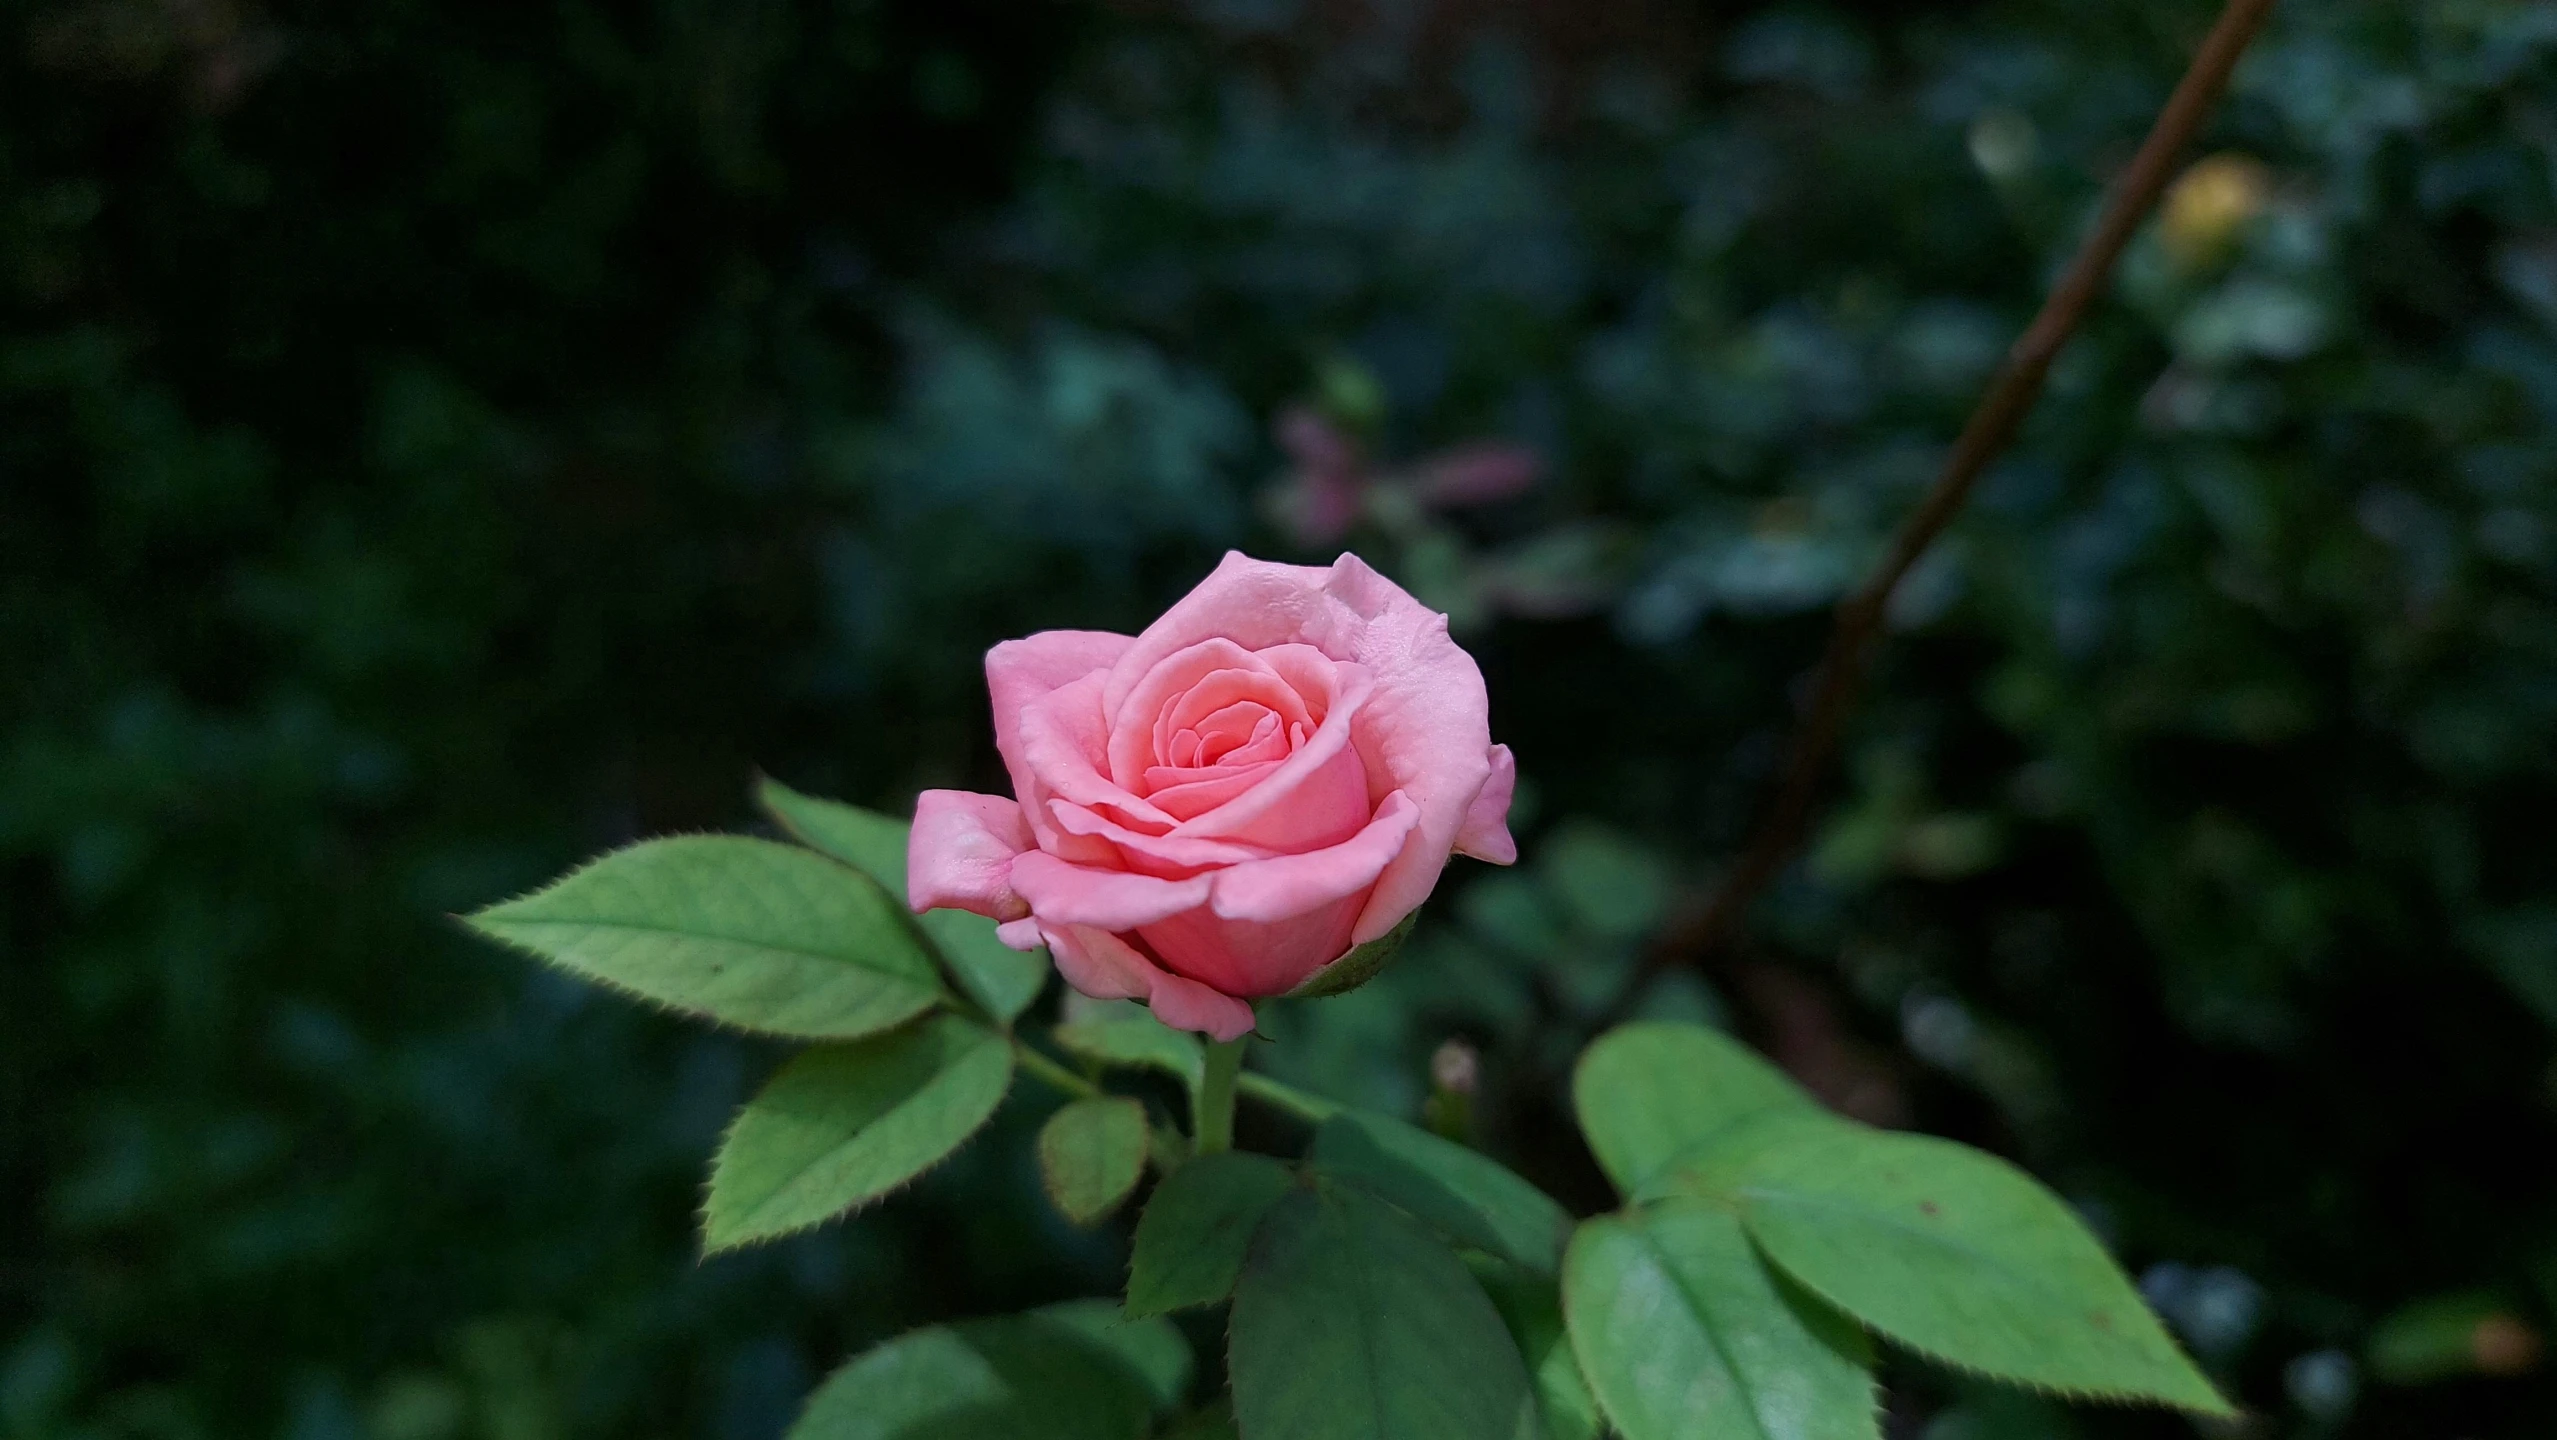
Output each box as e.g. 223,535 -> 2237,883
466,554 -> 2230,1439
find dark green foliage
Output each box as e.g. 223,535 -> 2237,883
1228,1183 -> 1538,1440
1126,1152 -> 1295,1318
788,1299 -> 1189,1440
12,0 -> 2557,1435
1303,1110 -> 1570,1275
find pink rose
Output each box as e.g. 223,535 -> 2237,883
907,552 -> 1517,1041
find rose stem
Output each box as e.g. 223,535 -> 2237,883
1598,0 -> 2283,1027
1011,1040 -> 1102,1100
1236,1071 -> 1340,1124
1194,1036 -> 1248,1153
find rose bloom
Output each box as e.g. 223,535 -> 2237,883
906,553 -> 1516,1040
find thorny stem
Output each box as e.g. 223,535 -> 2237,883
1602,0 -> 2284,1027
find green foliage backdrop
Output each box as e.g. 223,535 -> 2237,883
6,0 -> 2556,1435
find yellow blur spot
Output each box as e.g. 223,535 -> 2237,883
2161,153 -> 2271,268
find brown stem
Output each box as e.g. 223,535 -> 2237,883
1604,0 -> 2281,1022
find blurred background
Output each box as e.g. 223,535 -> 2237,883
7,0 -> 2557,1435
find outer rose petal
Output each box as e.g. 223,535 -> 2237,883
1043,923 -> 1257,1041
1208,790 -> 1420,924
987,630 -> 1134,850
907,790 -> 1033,920
1010,850 -> 1212,931
1049,800 -> 1278,876
1012,675 -> 1181,838
1139,899 -> 1362,999
1454,743 -> 1518,865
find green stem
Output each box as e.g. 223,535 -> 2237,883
1012,1040 -> 1101,1100
1237,1071 -> 1340,1124
1194,1036 -> 1247,1153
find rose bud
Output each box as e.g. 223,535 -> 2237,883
907,552 -> 1517,1040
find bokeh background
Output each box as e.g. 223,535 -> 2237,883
8,0 -> 2557,1435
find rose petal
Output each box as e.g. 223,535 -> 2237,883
1209,789 -> 1420,923
995,917 -> 1046,951
1038,921 -> 1150,999
1316,556 -> 1500,942
1142,761 -> 1280,820
1454,743 -> 1518,865
1043,923 -> 1257,1041
1109,638 -> 1309,793
1049,799 -> 1278,876
1016,673 -> 1179,842
1010,849 -> 1212,931
1169,661 -> 1375,851
1096,554 -> 1500,944
988,630 -> 1135,851
907,790 -> 1034,920
1138,899 -> 1364,998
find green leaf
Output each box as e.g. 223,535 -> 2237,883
757,777 -> 1048,1024
1160,1403 -> 1241,1440
1562,1202 -> 1877,1440
790,1301 -> 1187,1440
1229,1183 -> 1539,1440
920,909 -> 1050,1025
1472,1261 -> 1605,1440
758,775 -> 912,880
1054,1009 -> 1206,1095
1037,1097 -> 1150,1225
1573,1021 -> 1817,1198
1126,1151 -> 1295,1318
1307,1110 -> 1571,1274
1286,910 -> 1419,999
703,1015 -> 1013,1252
465,836 -> 946,1040
1724,1125 -> 2231,1415
1028,1299 -> 1194,1411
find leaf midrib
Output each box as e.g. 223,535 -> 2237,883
1344,1191 -> 1396,1440
491,915 -> 931,982
1636,1220 -> 1782,1440
1736,1186 -> 2162,1368
742,1038 -> 995,1228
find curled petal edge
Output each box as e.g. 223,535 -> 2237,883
1042,923 -> 1256,1042
907,790 -> 1033,920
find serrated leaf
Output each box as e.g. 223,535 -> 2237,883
465,836 -> 945,1040
758,777 -> 1048,1023
1030,1299 -> 1194,1411
1037,1097 -> 1150,1225
789,1300 -> 1186,1440
1307,1110 -> 1571,1274
703,1015 -> 1013,1251
1054,1011 -> 1206,1095
1126,1151 -> 1295,1318
1229,1183 -> 1539,1440
1563,1203 -> 1877,1440
1286,911 -> 1419,999
1633,1109 -> 1853,1206
1573,1021 -> 1817,1198
1726,1125 -> 2231,1415
758,776 -> 912,879
1473,1260 -> 1604,1440
920,910 -> 1049,1025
